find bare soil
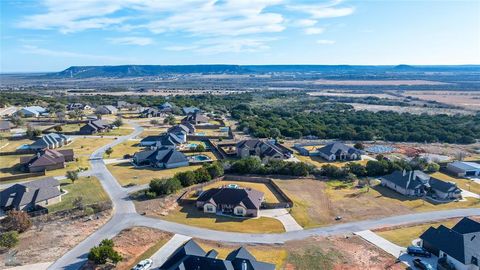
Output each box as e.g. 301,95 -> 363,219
0,210 -> 112,269
111,227 -> 173,270
403,91 -> 480,111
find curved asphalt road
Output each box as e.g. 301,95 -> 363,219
48,123 -> 480,269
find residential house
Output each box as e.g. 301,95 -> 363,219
160,239 -> 275,270
0,120 -> 11,132
20,149 -> 74,172
139,133 -> 185,147
133,146 -> 189,169
419,217 -> 480,270
380,170 -> 462,200
447,161 -> 480,177
0,177 -> 62,212
181,111 -> 209,125
29,133 -> 72,151
16,106 -> 47,117
158,102 -> 174,113
315,142 -> 363,161
196,186 -> 264,217
66,103 -> 91,111
79,120 -> 112,135
236,139 -> 290,162
168,123 -> 195,135
95,105 -> 118,115
182,106 -> 201,115
140,107 -> 163,118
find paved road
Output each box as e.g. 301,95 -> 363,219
49,123 -> 480,269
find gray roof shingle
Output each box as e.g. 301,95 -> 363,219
0,177 -> 61,209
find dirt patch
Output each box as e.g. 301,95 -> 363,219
0,210 -> 111,269
133,193 -> 179,217
403,91 -> 480,111
112,227 -> 173,270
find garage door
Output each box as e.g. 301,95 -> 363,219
466,171 -> 476,176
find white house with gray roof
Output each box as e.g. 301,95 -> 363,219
16,106 -> 47,117
315,142 -> 362,161
133,146 -> 189,169
29,133 -> 72,151
447,161 -> 480,177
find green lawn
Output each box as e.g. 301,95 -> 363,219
160,203 -> 285,233
47,176 -> 110,213
105,139 -> 141,159
430,172 -> 480,195
197,181 -> 283,203
107,162 -> 202,186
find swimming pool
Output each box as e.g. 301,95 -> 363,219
186,143 -> 198,148
188,154 -> 212,162
194,132 -> 206,136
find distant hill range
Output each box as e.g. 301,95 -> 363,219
49,64 -> 480,78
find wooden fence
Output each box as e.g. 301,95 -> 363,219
0,171 -> 45,182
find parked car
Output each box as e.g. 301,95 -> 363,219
407,246 -> 431,257
412,258 -> 434,270
131,259 -> 153,270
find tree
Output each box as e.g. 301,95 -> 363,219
353,142 -> 364,150
88,239 -> 122,265
195,167 -> 212,183
105,147 -> 113,157
73,196 -> 85,210
269,128 -> 281,139
345,162 -> 367,177
426,162 -> 440,173
113,117 -> 123,127
230,157 -> 262,174
205,162 -> 224,179
150,119 -> 159,125
366,160 -> 390,176
175,171 -> 197,187
26,126 -> 41,139
66,170 -> 79,183
149,178 -> 182,196
0,231 -> 19,249
1,210 -> 32,233
195,144 -> 206,152
54,125 -> 63,132
164,115 -> 176,125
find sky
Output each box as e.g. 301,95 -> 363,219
1,0 -> 479,73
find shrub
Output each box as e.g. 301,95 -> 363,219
175,171 -> 197,187
145,191 -> 157,199
0,231 -> 19,249
88,239 -> 122,265
195,144 -> 206,152
205,162 -> 224,179
84,207 -> 95,216
194,167 -> 212,183
1,210 -> 32,233
149,178 -> 182,196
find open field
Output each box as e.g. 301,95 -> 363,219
111,227 -> 173,270
312,79 -> 449,86
275,179 -> 480,228
375,216 -> 480,247
159,202 -> 285,233
308,91 -> 402,99
403,90 -> 480,111
107,162 -> 202,186
47,176 -> 110,213
194,180 -> 285,204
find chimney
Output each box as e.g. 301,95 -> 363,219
406,171 -> 412,190
242,260 -> 248,270
402,169 -> 406,176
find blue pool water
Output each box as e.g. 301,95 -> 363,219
191,155 -> 210,161
186,143 -> 198,148
195,132 -> 206,136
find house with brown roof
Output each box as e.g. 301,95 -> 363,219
20,149 -> 74,172
196,186 -> 265,217
0,177 -> 62,212
0,120 -> 12,132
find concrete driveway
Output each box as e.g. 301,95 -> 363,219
355,230 -> 438,268
259,209 -> 303,232
150,234 -> 191,269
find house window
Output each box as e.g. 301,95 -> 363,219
236,208 -> 244,215
472,256 -> 478,266
206,205 -> 213,212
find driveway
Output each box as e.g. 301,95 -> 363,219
355,230 -> 438,268
259,209 -> 303,232
150,234 -> 191,269
461,189 -> 480,199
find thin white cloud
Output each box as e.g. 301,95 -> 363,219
305,27 -> 325,35
288,1 -> 355,19
107,37 -> 153,46
20,45 -> 132,62
166,37 -> 276,54
317,39 -> 336,44
294,19 -> 318,27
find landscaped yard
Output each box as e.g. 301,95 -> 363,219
160,203 -> 285,233
107,162 -> 202,186
274,178 -> 480,229
47,176 -> 110,213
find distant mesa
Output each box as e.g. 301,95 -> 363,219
393,64 -> 416,70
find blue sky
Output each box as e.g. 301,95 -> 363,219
1,0 -> 479,72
